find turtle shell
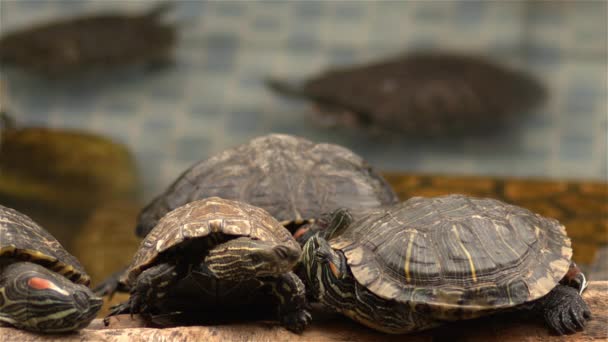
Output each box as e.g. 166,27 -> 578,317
0,204 -> 90,285
136,133 -> 398,237
0,3 -> 175,76
123,197 -> 300,286
330,194 -> 572,316
270,53 -> 545,136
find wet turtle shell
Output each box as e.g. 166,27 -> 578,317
122,197 -> 300,287
0,204 -> 90,285
330,194 -> 571,319
268,53 -> 546,136
136,133 -> 398,237
0,2 -> 175,76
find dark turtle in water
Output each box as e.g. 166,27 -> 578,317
300,194 -> 591,335
106,197 -> 311,333
0,2 -> 176,76
135,133 -> 398,240
0,205 -> 102,333
267,53 -> 546,137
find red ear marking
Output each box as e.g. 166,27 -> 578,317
27,277 -> 53,290
328,261 -> 341,278
293,227 -> 309,240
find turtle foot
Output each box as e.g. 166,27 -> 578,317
280,308 -> 312,334
542,285 -> 591,335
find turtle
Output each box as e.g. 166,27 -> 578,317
0,2 -> 176,77
299,194 -> 591,335
94,133 -> 396,296
267,52 -> 546,137
0,204 -> 102,333
134,133 -> 398,240
105,197 -> 311,333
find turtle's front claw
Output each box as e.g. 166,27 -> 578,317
104,301 -> 131,326
280,308 -> 312,334
129,292 -> 146,316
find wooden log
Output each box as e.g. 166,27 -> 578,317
1,281 -> 606,341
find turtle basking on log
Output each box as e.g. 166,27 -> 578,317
0,2 -> 176,77
0,205 -> 102,333
105,197 -> 311,333
267,53 -> 546,137
300,194 -> 591,335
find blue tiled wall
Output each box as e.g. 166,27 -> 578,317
1,0 -> 606,200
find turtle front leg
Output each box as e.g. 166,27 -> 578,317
93,267 -> 130,297
129,262 -> 179,315
263,272 -> 311,333
534,284 -> 592,335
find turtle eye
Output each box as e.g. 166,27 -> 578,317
274,246 -> 290,259
315,251 -> 328,263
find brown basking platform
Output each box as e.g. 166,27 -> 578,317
382,172 -> 608,266
0,2 -> 175,77
1,281 -> 606,341
268,53 -> 546,137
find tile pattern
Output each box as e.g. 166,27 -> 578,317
1,0 -> 606,200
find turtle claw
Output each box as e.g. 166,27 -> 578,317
280,308 -> 312,334
104,301 -> 131,326
542,285 -> 591,335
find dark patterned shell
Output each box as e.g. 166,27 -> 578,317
0,205 -> 90,285
125,197 -> 300,285
0,3 -> 175,76
331,195 -> 571,314
136,133 -> 398,237
271,53 -> 545,136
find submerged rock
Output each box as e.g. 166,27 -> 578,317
0,127 -> 138,248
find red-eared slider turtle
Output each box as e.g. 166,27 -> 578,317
0,205 -> 102,333
135,133 -> 398,241
300,194 -> 590,335
267,53 -> 546,137
106,197 -> 311,333
0,2 -> 175,76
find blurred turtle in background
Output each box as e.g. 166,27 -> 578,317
0,2 -> 176,77
267,53 -> 546,137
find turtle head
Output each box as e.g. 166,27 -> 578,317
300,233 -> 346,302
205,237 -> 301,281
0,262 -> 102,333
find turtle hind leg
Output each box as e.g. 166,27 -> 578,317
535,285 -> 591,335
